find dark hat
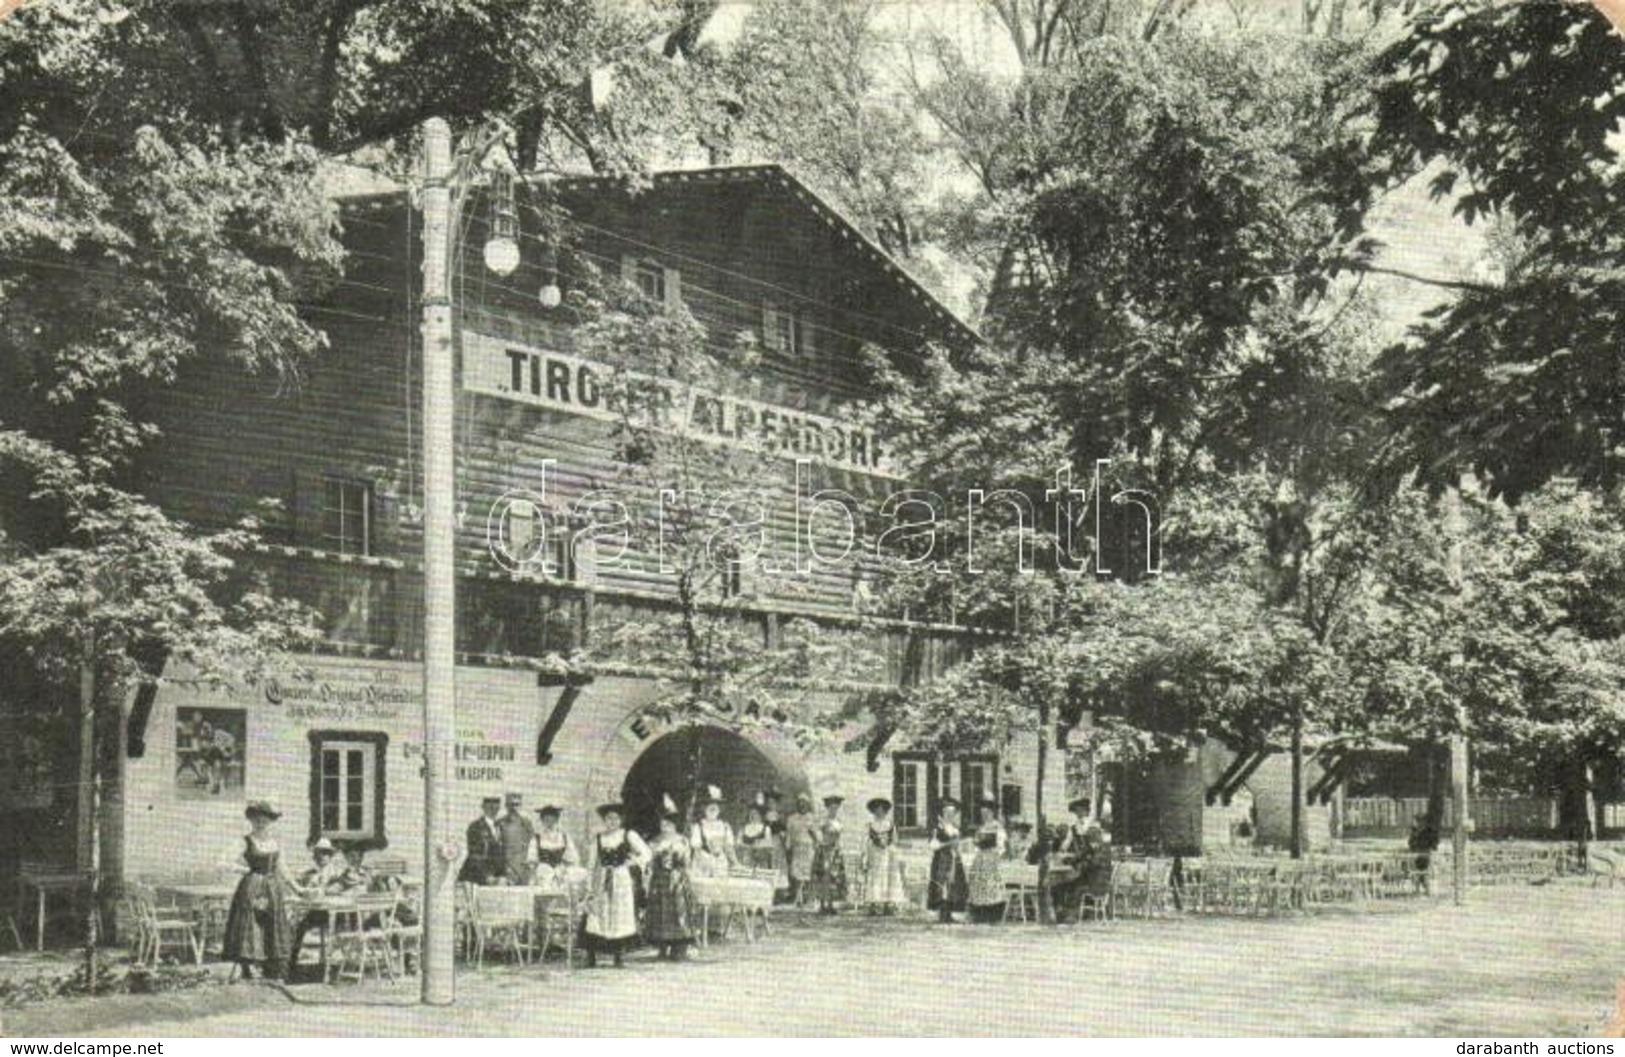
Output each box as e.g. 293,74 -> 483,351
536,805 -> 562,819
245,800 -> 281,820
1068,797 -> 1093,814
1009,820 -> 1034,833
866,797 -> 893,814
481,795 -> 501,805
939,797 -> 961,811
822,795 -> 844,807
763,787 -> 783,802
596,802 -> 625,819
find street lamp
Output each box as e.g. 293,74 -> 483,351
415,116 -> 537,1006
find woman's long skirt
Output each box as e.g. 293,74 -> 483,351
862,845 -> 908,906
222,872 -> 291,971
583,865 -> 642,954
643,867 -> 697,945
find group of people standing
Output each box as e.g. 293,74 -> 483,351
458,791 -> 580,887
926,795 -> 1112,924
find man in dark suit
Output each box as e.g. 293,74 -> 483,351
459,796 -> 504,884
496,791 -> 536,885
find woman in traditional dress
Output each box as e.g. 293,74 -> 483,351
859,797 -> 907,915
644,796 -> 699,960
528,805 -> 579,885
927,797 -> 970,924
810,795 -> 848,915
966,800 -> 1008,924
689,785 -> 738,878
783,793 -> 819,907
222,800 -> 304,981
583,802 -> 649,967
739,802 -> 776,870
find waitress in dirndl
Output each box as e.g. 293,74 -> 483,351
583,802 -> 649,967
927,797 -> 970,923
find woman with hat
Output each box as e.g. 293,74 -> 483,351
859,797 -> 907,915
927,797 -> 970,924
223,800 -> 304,981
644,794 -> 699,960
528,805 -> 579,884
783,793 -> 819,908
583,802 -> 649,967
1055,797 -> 1110,918
739,798 -> 776,870
689,785 -> 738,878
966,797 -> 1008,924
809,795 -> 848,915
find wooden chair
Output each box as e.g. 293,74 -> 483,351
123,883 -> 202,966
535,885 -> 579,968
328,894 -> 401,983
1587,848 -> 1620,888
469,886 -> 531,967
1076,864 -> 1116,923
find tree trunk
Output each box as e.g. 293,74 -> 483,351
78,654 -> 99,989
1289,708 -> 1304,859
1035,696 -> 1053,925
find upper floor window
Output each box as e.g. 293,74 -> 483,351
762,302 -> 813,359
321,478 -> 372,557
621,255 -> 682,310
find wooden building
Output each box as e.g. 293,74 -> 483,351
108,165 -> 1070,880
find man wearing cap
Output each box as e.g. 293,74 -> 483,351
460,795 -> 505,884
289,838 -> 344,975
497,791 -> 537,885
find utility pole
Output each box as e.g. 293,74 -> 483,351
418,116 -> 457,1006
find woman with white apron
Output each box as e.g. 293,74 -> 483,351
583,802 -> 649,967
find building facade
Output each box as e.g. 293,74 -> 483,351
111,165 -> 1069,880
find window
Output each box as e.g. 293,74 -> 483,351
621,255 -> 681,309
894,757 -> 926,831
321,478 -> 371,556
308,731 -> 388,848
762,302 -> 813,358
632,259 -> 665,302
892,752 -> 1001,834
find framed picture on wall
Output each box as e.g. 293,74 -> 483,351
175,707 -> 247,800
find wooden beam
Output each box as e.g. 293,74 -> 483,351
535,672 -> 595,765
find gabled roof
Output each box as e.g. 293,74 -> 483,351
546,164 -> 980,349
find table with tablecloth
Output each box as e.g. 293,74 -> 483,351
688,875 -> 775,945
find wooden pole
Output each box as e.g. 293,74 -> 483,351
418,116 -> 457,1006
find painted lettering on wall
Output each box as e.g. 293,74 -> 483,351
402,728 -> 518,782
263,668 -> 420,722
462,331 -> 891,476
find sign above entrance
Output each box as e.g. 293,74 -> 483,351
462,331 -> 892,476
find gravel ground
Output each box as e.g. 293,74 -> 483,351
7,883 -> 1621,1037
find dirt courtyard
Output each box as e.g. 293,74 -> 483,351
8,883 -> 1621,1037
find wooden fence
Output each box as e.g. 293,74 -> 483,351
1341,797 -> 1557,837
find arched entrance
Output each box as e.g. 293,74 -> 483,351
620,725 -> 806,835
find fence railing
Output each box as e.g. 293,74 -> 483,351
1341,797 -> 1557,835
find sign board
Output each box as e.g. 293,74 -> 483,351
462,331 -> 893,476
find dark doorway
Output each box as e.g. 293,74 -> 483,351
620,726 -> 804,837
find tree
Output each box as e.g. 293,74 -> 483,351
1346,0 -> 1625,502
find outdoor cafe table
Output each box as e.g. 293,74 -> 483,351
17,867 -> 87,951
688,876 -> 774,945
156,882 -> 235,954
470,876 -> 586,965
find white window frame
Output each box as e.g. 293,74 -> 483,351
318,739 -> 378,842
320,477 -> 372,557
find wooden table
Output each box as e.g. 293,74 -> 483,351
157,883 -> 236,955
689,876 -> 774,945
17,868 -> 86,951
